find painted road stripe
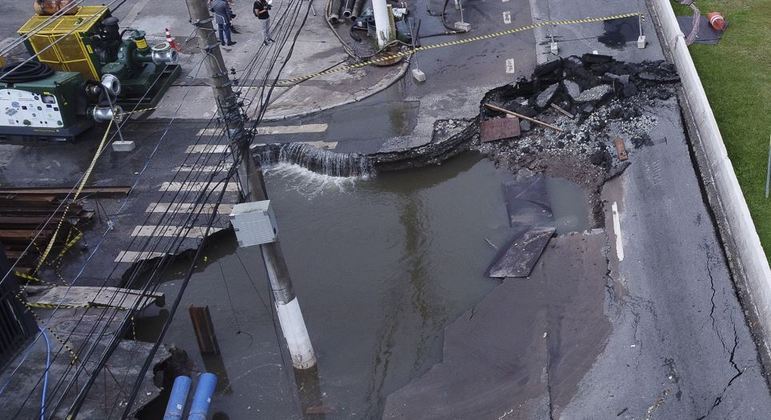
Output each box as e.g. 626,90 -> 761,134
505,58 -> 516,74
159,181 -> 240,192
503,11 -> 512,24
175,163 -> 231,172
115,251 -> 170,263
611,202 -> 624,262
185,144 -> 231,154
146,202 -> 234,214
250,140 -> 339,150
196,124 -> 328,137
131,225 -> 224,238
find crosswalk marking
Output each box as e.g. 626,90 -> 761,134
250,140 -> 339,150
196,124 -> 328,137
185,144 -> 231,154
146,202 -> 234,214
131,225 -> 225,239
159,181 -> 240,192
115,250 -> 170,263
175,163 -> 231,172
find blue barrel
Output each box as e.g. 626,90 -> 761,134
163,376 -> 192,420
188,372 -> 218,420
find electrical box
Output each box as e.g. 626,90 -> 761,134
230,200 -> 278,247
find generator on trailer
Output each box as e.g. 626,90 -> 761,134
0,5 -> 180,141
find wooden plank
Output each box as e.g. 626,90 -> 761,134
614,137 -> 629,161
484,103 -> 564,132
189,305 -> 221,355
0,186 -> 131,198
480,117 -> 521,143
30,286 -> 165,311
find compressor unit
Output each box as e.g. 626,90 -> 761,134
0,5 -> 180,141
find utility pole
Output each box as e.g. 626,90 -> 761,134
372,0 -> 392,48
188,0 -> 317,370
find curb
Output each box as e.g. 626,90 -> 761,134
648,0 -> 771,359
261,59 -> 410,122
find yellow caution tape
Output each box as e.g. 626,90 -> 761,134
35,120 -> 113,273
282,12 -> 643,85
28,302 -> 92,309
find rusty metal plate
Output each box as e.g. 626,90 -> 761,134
480,117 -> 521,143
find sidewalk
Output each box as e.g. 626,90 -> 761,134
123,0 -> 409,121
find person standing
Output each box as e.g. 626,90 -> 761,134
210,0 -> 237,46
253,0 -> 275,45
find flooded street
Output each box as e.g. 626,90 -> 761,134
140,154 -> 526,418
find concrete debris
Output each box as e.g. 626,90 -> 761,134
473,55 -> 679,224
520,119 -> 532,132
575,84 -> 613,103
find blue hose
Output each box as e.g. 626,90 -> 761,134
163,376 -> 192,420
188,372 -> 217,420
39,326 -> 51,420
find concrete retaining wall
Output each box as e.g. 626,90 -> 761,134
649,0 -> 771,352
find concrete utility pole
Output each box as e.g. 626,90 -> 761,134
188,0 -> 317,370
372,0 -> 392,48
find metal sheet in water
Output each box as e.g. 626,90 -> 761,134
502,176 -> 553,227
486,226 -> 555,278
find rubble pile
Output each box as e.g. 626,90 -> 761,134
474,54 -> 681,220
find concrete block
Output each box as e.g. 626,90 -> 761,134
411,68 -> 426,82
550,41 -> 559,55
637,35 -> 647,49
112,141 -> 136,152
454,21 -> 471,32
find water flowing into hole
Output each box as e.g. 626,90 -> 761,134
257,143 -> 374,178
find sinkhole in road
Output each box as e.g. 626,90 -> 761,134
135,153 -> 591,418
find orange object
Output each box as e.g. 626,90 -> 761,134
165,28 -> 180,51
707,12 -> 726,31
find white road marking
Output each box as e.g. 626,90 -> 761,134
611,201 -> 624,262
502,11 -> 512,24
146,202 -> 234,214
174,163 -> 230,172
115,250 -> 170,263
250,140 -> 339,150
196,124 -> 328,137
131,225 -> 224,238
159,181 -> 240,192
501,0 -> 509,3
185,144 -> 230,154
505,58 -> 516,74
255,124 -> 328,135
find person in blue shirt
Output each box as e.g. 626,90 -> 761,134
210,0 -> 237,46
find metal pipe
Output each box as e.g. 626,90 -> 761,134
188,373 -> 217,420
329,0 -> 342,22
163,376 -> 191,420
351,0 -> 366,21
342,0 -> 353,18
372,0 -> 391,47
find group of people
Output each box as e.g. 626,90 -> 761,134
209,0 -> 275,47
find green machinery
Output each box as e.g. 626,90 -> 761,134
0,5 -> 180,141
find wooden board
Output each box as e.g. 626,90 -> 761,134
30,286 -> 165,311
480,117 -> 521,143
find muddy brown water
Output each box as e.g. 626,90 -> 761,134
136,153 -> 591,418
